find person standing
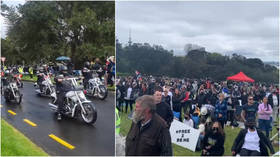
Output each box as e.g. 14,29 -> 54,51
268,90 -> 279,125
241,95 -> 258,123
162,89 -> 171,107
28,66 -> 33,79
214,93 -> 227,128
125,95 -> 172,156
154,86 -> 173,128
172,88 -> 183,121
258,97 -> 273,137
124,83 -> 133,113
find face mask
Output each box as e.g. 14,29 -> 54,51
184,116 -> 189,120
248,125 -> 255,129
212,127 -> 218,133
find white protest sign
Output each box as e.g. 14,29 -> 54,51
169,119 -> 200,152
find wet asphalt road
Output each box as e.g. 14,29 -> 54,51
1,81 -> 115,156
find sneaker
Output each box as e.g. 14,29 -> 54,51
57,113 -> 62,121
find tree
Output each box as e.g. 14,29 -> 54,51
117,40 -> 279,83
1,1 -> 114,68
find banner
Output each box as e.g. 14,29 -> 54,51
169,119 -> 200,152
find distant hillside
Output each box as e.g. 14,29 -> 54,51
117,41 -> 279,83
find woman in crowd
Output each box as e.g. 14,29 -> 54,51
162,89 -> 171,107
258,96 -> 273,137
231,118 -> 275,156
214,93 -> 227,128
124,82 -> 134,113
201,121 -> 225,156
172,88 -> 183,121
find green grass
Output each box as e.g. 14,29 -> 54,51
1,119 -> 48,156
107,85 -> 115,91
119,104 -> 279,156
21,75 -> 38,82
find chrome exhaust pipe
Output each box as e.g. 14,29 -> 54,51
48,103 -> 58,110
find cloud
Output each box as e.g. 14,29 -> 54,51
116,1 -> 279,62
1,0 -> 26,38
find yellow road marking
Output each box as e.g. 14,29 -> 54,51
23,119 -> 37,127
49,134 -> 75,150
8,110 -> 16,115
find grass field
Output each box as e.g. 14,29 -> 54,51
1,119 -> 48,156
119,104 -> 279,156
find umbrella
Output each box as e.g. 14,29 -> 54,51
56,56 -> 70,61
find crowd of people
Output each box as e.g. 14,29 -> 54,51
1,56 -> 115,87
116,72 -> 279,156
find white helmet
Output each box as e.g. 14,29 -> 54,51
200,106 -> 208,116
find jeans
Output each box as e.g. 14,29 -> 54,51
258,119 -> 271,137
239,148 -> 261,156
273,105 -> 279,123
196,134 -> 204,151
56,91 -> 66,114
125,99 -> 134,113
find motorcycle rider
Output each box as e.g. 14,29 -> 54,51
37,65 -> 48,92
2,67 -> 13,87
54,65 -> 71,120
82,61 -> 92,89
92,58 -> 104,80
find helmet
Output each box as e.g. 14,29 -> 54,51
60,65 -> 68,71
38,67 -> 44,73
200,106 -> 208,116
5,70 -> 10,74
84,61 -> 90,68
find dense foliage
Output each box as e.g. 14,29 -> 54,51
117,41 -> 279,83
1,1 -> 114,68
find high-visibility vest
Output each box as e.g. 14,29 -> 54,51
18,67 -> 23,73
116,108 -> 121,134
29,67 -> 33,74
3,66 -> 7,71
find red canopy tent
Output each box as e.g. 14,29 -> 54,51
227,71 -> 255,83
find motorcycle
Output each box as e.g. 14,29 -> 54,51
48,77 -> 97,124
3,72 -> 23,104
34,73 -> 56,97
84,70 -> 108,100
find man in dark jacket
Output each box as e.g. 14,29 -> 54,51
231,118 -> 275,156
126,95 -> 172,156
154,86 -> 173,128
54,65 -> 71,120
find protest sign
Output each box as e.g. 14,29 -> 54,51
169,119 -> 200,152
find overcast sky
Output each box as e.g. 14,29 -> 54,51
116,1 -> 279,62
1,0 -> 25,38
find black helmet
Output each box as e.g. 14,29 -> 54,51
84,61 -> 90,68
